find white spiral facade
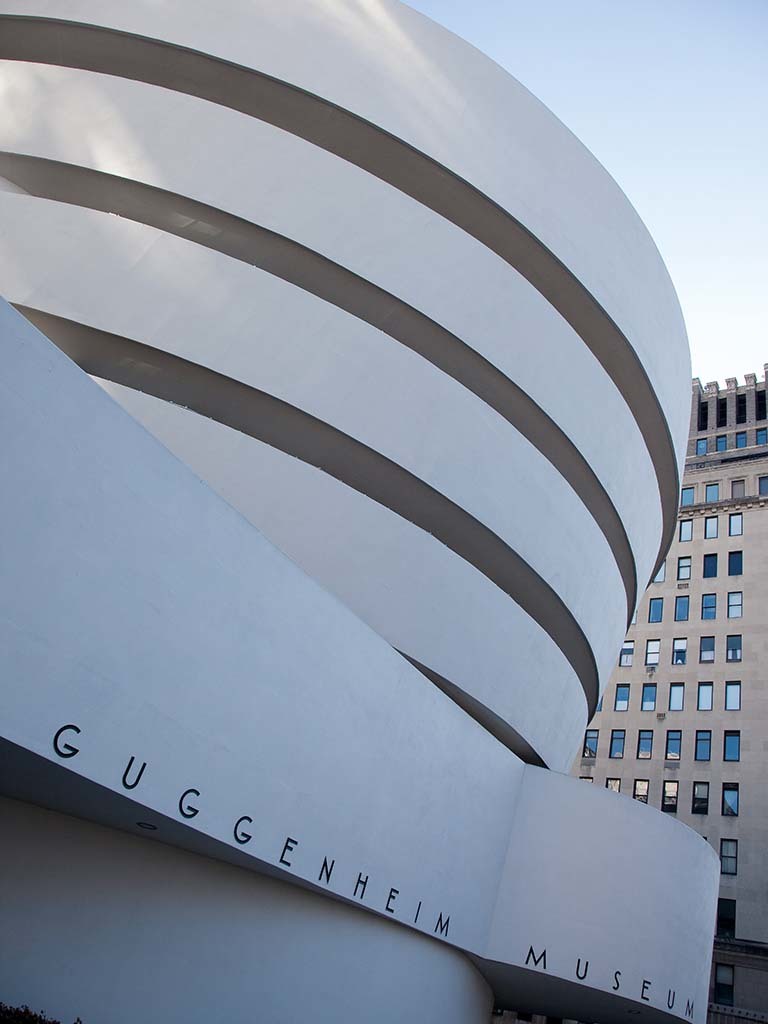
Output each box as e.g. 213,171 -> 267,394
0,3 -> 717,1023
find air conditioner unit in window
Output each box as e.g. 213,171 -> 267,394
657,712 -> 666,720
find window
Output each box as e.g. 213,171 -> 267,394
633,779 -> 649,803
714,962 -> 735,1006
669,683 -> 684,711
695,438 -> 707,455
596,695 -> 603,712
701,593 -> 717,619
716,899 -> 736,939
697,682 -> 713,711
720,839 -> 738,876
735,431 -> 747,448
605,778 -> 621,793
645,639 -> 660,666
677,556 -> 691,581
665,729 -> 682,760
698,402 -> 709,431
727,592 -> 742,619
729,512 -> 743,536
614,684 -> 630,712
724,731 -> 741,761
692,781 -> 709,814
583,729 -> 598,758
637,730 -> 653,759
760,475 -> 768,496
737,393 -> 747,423
674,595 -> 689,621
631,608 -> 637,625
717,397 -> 728,427
758,427 -> 767,445
726,635 -> 742,662
732,479 -> 745,499
662,781 -> 679,813
722,783 -> 739,817
641,683 -> 657,711
716,434 -> 727,452
579,776 -> 594,782
725,681 -> 741,711
703,553 -> 718,578
609,730 -> 625,758
695,730 -> 712,761
648,597 -> 663,623
619,639 -> 634,667
699,636 -> 715,663
759,390 -> 767,420
681,486 -> 695,506
652,561 -> 666,584
672,638 -> 687,665
706,483 -> 720,503
728,551 -> 743,576
704,516 -> 718,539
679,519 -> 693,542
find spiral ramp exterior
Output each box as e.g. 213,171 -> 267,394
0,3 -> 717,1022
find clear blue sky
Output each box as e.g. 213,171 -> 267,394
405,0 -> 767,386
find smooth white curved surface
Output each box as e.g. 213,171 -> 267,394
0,60 -> 664,589
0,301 -> 717,1023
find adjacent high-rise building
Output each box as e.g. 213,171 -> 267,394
575,370 -> 768,1021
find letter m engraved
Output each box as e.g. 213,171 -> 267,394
525,946 -> 547,970
434,913 -> 450,937
685,1000 -> 694,1020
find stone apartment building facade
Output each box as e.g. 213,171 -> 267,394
574,370 -> 768,1020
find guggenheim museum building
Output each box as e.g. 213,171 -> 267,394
0,2 -> 719,1022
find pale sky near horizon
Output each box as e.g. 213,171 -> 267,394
405,0 -> 767,387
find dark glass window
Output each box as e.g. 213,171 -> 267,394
722,783 -> 739,816
614,684 -> 630,712
641,683 -> 656,711
716,899 -> 736,940
695,730 -> 711,761
760,476 -> 768,496
665,729 -> 682,760
692,781 -> 709,814
724,731 -> 740,761
609,730 -> 625,758
758,427 -> 767,445
637,730 -> 653,759
583,729 -> 598,758
714,962 -> 734,1005
696,438 -> 707,455
716,434 -> 727,452
717,397 -> 728,428
648,597 -> 663,623
672,638 -> 687,665
703,553 -> 718,578
736,393 -> 747,423
698,401 -> 709,431
700,636 -> 715,663
674,595 -> 689,621
720,839 -> 738,877
701,593 -> 716,619
633,779 -> 649,803
726,635 -> 742,662
697,682 -> 713,711
725,681 -> 741,711
728,551 -> 743,576
619,639 -> 634,666
735,431 -> 747,448
681,486 -> 695,506
662,781 -> 678,813
757,389 -> 767,420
